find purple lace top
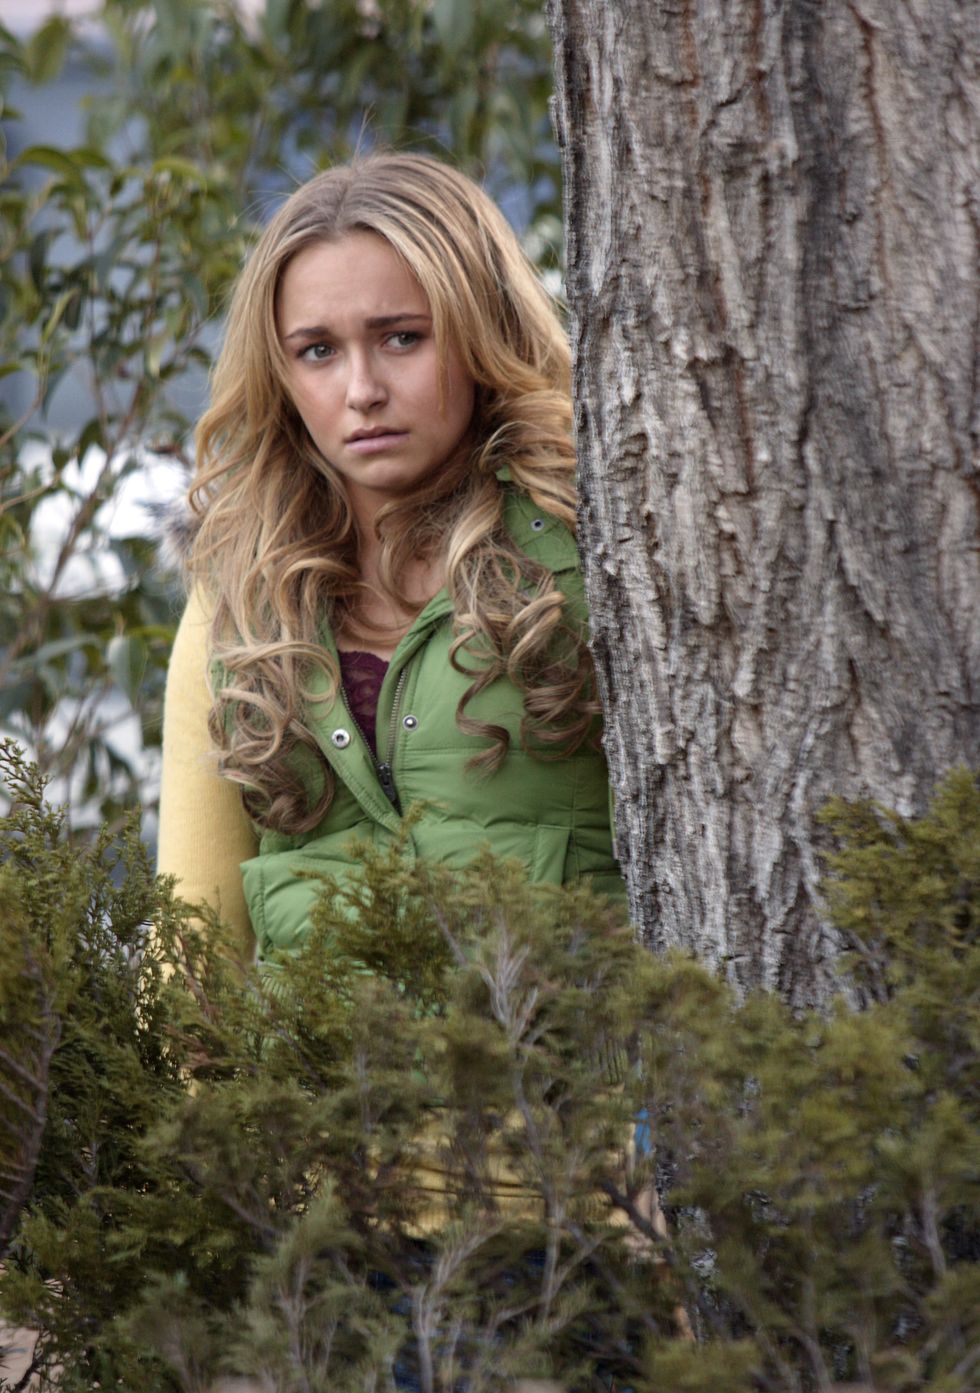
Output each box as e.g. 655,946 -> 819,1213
338,649 -> 389,757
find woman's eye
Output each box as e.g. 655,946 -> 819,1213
300,342 -> 333,361
388,331 -> 420,349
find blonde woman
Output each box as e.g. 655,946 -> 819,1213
158,152 -> 624,961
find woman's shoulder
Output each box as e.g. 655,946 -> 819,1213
169,583 -> 213,663
501,485 -> 580,577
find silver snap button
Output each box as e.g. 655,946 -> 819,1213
330,728 -> 351,748
530,517 -> 545,531
402,714 -> 418,731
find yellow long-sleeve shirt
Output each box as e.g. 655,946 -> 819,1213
156,587 -> 258,958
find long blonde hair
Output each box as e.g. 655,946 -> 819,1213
189,152 -> 596,833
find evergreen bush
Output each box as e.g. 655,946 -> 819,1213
1,746 -> 977,1391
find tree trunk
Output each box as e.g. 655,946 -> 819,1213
548,0 -> 979,1002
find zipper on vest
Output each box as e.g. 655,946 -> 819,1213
338,662 -> 409,813
376,665 -> 409,810
376,760 -> 399,808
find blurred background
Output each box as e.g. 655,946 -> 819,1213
0,0 -> 561,848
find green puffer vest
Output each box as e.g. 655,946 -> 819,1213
239,489 -> 624,958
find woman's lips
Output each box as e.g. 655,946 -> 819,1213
346,431 -> 409,453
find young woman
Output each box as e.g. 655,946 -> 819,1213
157,152 -> 623,960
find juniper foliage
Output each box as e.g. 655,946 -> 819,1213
0,748 -> 977,1391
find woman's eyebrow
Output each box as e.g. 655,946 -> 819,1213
366,312 -> 431,329
282,312 -> 431,342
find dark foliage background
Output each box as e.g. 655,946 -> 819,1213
1,745 -> 976,1391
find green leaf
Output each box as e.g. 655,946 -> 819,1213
144,331 -> 168,380
15,144 -> 84,181
40,288 -> 80,345
62,284 -> 84,330
0,677 -> 34,722
0,51 -> 26,88
28,228 -> 55,292
31,635 -> 97,665
61,145 -> 114,171
149,155 -> 208,184
107,633 -> 147,704
23,15 -> 71,86
76,417 -> 106,462
431,0 -> 476,52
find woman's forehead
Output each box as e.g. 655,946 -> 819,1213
276,234 -> 430,329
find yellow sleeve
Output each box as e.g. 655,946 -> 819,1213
157,586 -> 258,959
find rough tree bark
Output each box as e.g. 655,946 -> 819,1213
548,0 -> 979,1002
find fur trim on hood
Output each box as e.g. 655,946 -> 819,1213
150,496 -> 200,571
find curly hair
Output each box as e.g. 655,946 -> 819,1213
188,152 -> 596,834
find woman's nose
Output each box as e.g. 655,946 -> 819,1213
345,352 -> 387,412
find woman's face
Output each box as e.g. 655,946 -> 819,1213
277,231 -> 475,527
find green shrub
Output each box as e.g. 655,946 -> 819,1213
1,748 -> 977,1391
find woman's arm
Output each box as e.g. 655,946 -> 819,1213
157,586 -> 258,959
